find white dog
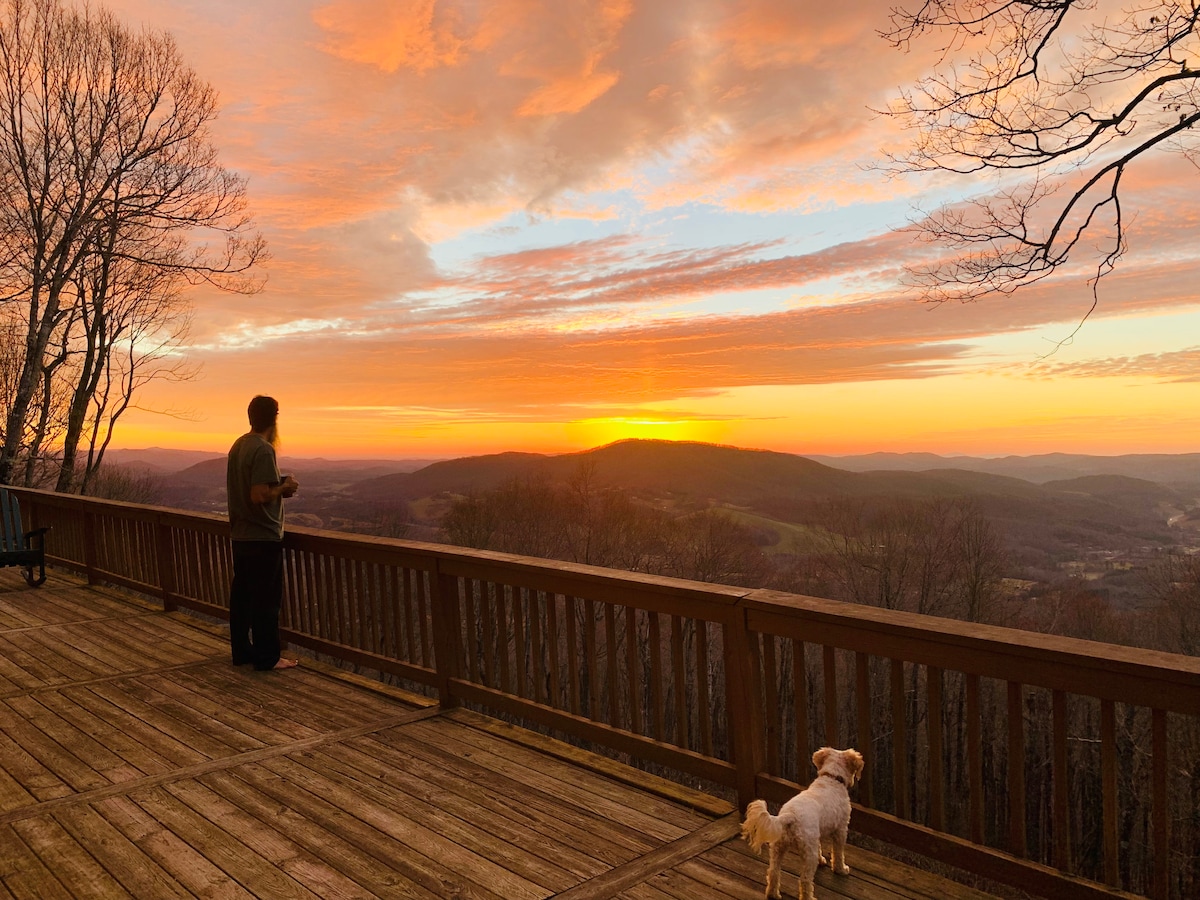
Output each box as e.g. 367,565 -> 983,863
740,747 -> 865,900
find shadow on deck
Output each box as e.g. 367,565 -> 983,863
0,569 -> 1002,899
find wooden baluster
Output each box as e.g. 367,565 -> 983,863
498,584 -> 512,693
464,578 -> 480,683
891,658 -> 907,818
401,568 -> 415,663
625,606 -> 641,735
1101,699 -> 1119,887
967,674 -> 983,844
671,615 -> 688,750
382,565 -> 398,659
823,645 -> 838,749
856,652 -> 872,808
416,568 -> 432,668
1153,708 -> 1169,900
793,639 -> 809,776
481,580 -> 497,689
762,634 -> 779,775
1008,681 -> 1027,858
353,557 -> 367,650
565,595 -> 580,716
927,666 -> 944,831
546,593 -> 562,710
606,603 -> 619,726
511,586 -> 526,699
583,597 -> 597,717
532,591 -> 547,706
649,610 -> 664,741
696,620 -> 712,758
1052,689 -> 1070,872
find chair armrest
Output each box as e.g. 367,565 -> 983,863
23,527 -> 49,548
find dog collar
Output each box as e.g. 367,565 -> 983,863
821,773 -> 846,785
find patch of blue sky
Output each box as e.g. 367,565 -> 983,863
428,203 -> 628,273
637,196 -> 914,257
429,180 -> 917,277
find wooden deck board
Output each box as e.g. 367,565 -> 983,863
397,718 -> 709,840
10,813 -> 130,899
0,824 -> 73,900
280,747 -> 594,891
51,802 -> 193,900
356,724 -> 673,854
160,777 -> 376,900
0,569 -> 1008,900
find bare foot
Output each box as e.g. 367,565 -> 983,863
272,657 -> 299,670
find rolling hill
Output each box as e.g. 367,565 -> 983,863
808,451 -> 1200,488
347,440 -> 862,503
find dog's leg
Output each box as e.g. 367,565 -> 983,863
831,824 -> 850,876
797,844 -> 818,900
765,842 -> 785,899
817,840 -> 828,867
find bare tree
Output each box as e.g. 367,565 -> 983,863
0,0 -> 264,486
56,224 -> 196,493
883,0 -> 1200,306
814,496 -> 1006,618
661,509 -> 771,587
1142,551 -> 1200,653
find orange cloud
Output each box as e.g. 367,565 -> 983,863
313,0 -> 469,72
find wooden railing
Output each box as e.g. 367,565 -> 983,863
12,486 -> 1200,900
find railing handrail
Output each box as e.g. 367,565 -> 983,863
743,588 -> 1200,712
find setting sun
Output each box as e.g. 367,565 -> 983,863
566,417 -> 728,449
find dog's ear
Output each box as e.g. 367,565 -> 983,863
845,749 -> 865,783
812,747 -> 832,771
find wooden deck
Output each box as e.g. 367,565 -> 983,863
0,568 -> 1002,900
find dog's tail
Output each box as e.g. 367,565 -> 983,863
740,800 -> 786,854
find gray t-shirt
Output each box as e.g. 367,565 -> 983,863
226,432 -> 284,541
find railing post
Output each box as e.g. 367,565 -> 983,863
82,507 -> 98,585
725,603 -> 765,811
154,513 -> 177,612
430,559 -> 462,709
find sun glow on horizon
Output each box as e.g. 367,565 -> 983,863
565,416 -> 729,449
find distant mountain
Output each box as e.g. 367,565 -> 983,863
104,447 -> 225,472
808,451 -> 1200,487
105,447 -> 440,477
148,454 -> 436,518
349,440 -> 864,502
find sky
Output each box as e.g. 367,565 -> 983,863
101,0 -> 1200,460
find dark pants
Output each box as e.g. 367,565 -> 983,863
229,540 -> 285,670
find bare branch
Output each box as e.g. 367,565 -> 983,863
884,0 -> 1200,303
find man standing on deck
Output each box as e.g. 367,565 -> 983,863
226,395 -> 300,670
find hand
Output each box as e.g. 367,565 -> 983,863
280,475 -> 299,498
